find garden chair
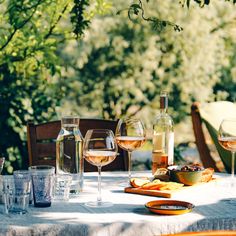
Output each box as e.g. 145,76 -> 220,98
191,101 -> 236,173
27,119 -> 128,172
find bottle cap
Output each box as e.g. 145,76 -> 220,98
160,91 -> 168,109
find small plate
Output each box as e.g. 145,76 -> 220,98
145,200 -> 194,215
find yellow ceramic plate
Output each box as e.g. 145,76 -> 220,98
145,200 -> 194,215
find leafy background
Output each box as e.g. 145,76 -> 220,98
0,0 -> 235,173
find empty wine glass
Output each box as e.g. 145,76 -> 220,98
0,157 -> 5,174
218,118 -> 236,179
115,118 -> 146,184
83,129 -> 118,207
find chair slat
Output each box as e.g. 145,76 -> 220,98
36,143 -> 56,158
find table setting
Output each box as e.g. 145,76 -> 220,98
0,171 -> 235,236
0,113 -> 235,236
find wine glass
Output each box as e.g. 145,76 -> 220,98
218,118 -> 236,179
115,118 -> 146,184
83,129 -> 118,207
217,118 -> 236,204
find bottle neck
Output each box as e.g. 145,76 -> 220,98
160,93 -> 168,114
160,108 -> 167,114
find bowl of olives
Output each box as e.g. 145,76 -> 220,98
167,165 -> 204,186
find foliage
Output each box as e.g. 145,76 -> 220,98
71,0 -> 90,37
0,0 -> 109,173
58,0 -> 236,129
213,41 -> 236,101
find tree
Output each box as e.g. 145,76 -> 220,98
58,0 -> 236,130
0,0 -> 110,172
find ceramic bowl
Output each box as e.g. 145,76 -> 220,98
168,165 -> 204,186
145,200 -> 194,215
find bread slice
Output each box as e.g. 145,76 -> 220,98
130,178 -> 150,188
201,168 -> 214,182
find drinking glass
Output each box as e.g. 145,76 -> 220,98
115,118 -> 146,183
29,165 -> 55,207
218,118 -> 236,179
0,157 -> 5,174
54,174 -> 72,201
3,172 -> 31,215
83,129 -> 118,207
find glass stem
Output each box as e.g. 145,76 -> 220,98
97,166 -> 102,204
128,151 -> 132,181
231,152 -> 235,179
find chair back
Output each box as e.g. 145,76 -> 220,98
191,101 -> 236,173
27,119 -> 128,172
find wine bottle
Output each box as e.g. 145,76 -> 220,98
152,91 -> 174,174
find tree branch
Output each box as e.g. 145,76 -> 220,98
123,1 -> 183,32
210,17 -> 236,33
44,3 -> 69,39
0,0 -> 42,51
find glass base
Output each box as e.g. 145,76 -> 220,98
85,201 -> 113,208
217,177 -> 236,188
7,208 -> 28,215
215,177 -> 236,205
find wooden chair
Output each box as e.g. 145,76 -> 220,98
162,230 -> 236,236
191,101 -> 236,173
27,119 -> 128,172
191,102 -> 220,171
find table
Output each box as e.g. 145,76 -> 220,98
0,171 -> 236,236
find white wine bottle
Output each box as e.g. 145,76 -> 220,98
152,91 -> 174,174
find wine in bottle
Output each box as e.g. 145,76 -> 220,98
152,91 -> 174,174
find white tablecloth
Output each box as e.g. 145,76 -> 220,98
0,171 -> 236,236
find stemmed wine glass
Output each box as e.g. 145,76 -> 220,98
115,118 -> 146,184
218,118 -> 236,179
83,129 -> 118,207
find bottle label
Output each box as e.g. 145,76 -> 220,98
152,132 -> 165,153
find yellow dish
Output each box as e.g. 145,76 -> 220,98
145,200 -> 194,215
